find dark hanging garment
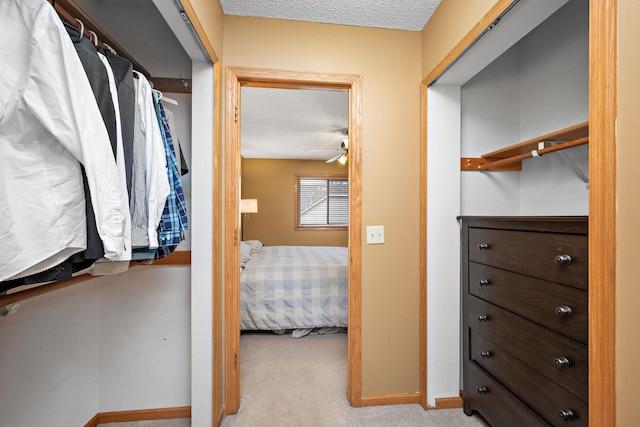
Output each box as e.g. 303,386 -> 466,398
64,23 -> 119,269
105,50 -> 135,195
179,144 -> 189,176
65,24 -> 117,156
0,260 -> 72,293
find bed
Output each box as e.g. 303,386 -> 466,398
240,242 -> 348,335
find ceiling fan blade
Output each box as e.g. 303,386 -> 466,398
326,153 -> 343,163
306,149 -> 340,152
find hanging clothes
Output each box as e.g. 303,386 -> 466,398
84,50 -> 132,275
131,71 -> 170,251
0,0 -> 128,282
164,106 -> 190,177
154,93 -> 188,251
63,22 -> 116,271
97,50 -> 132,262
104,50 -> 136,195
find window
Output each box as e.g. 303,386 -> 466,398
296,175 -> 348,229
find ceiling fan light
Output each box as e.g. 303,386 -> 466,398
338,154 -> 348,165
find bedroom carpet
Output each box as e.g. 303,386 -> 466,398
220,331 -> 489,427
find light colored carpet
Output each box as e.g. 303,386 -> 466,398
220,331 -> 489,427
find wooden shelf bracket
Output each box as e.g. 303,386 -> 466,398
461,121 -> 589,173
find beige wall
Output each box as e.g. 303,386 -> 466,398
421,0 -> 499,78
224,17 -> 423,396
188,0 -> 223,57
617,0 -> 640,423
242,158 -> 348,247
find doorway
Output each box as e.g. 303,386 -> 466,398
224,67 -> 363,413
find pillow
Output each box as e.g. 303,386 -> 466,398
243,240 -> 263,254
240,241 -> 252,267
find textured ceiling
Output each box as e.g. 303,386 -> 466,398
219,0 -> 443,31
241,88 -> 349,161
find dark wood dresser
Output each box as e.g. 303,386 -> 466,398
460,216 -> 588,426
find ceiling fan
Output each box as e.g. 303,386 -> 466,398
306,138 -> 349,164
306,129 -> 349,164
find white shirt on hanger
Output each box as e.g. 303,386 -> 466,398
133,71 -> 170,249
97,51 -> 132,263
0,0 -> 128,281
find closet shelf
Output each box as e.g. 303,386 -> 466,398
0,251 -> 190,308
461,121 -> 589,171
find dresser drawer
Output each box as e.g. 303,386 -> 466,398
467,296 -> 587,401
464,361 -> 548,426
469,262 -> 588,343
470,331 -> 588,426
468,228 -> 587,289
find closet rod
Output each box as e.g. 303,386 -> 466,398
478,136 -> 589,171
49,0 -> 151,78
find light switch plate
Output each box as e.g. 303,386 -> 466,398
366,225 -> 384,244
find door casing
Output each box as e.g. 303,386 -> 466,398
224,66 -> 363,413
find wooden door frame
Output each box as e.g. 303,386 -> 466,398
224,66 -> 363,414
420,0 -> 617,423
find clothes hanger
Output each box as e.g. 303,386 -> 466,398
75,18 -> 85,38
62,21 -> 82,43
102,43 -> 117,55
152,88 -> 179,106
88,30 -> 98,47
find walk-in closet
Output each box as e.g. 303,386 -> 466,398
0,1 -> 215,425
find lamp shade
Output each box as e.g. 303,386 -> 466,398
240,199 -> 258,213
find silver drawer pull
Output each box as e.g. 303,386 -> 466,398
477,386 -> 488,394
477,243 -> 490,250
555,306 -> 573,318
553,357 -> 571,369
558,409 -> 575,421
555,254 -> 573,265
478,279 -> 490,286
480,351 -> 491,359
477,314 -> 489,322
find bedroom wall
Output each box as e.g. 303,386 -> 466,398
223,17 -> 422,397
241,158 -> 349,247
421,0 -> 499,79
617,0 -> 640,423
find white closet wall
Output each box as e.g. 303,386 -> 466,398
97,267 -> 191,411
0,284 -> 100,426
516,0 -> 589,215
461,0 -> 589,216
